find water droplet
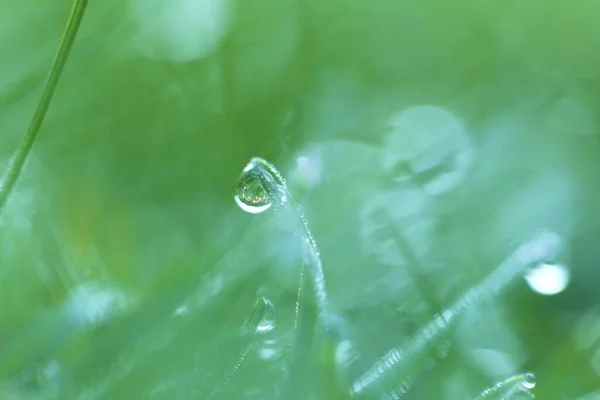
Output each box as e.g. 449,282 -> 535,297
234,158 -> 288,214
257,298 -> 276,334
235,175 -> 272,214
522,372 -> 536,390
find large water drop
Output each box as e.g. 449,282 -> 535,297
234,158 -> 283,214
522,372 -> 536,390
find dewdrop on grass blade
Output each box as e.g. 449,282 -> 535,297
350,231 -> 560,397
235,158 -> 364,398
474,372 -> 536,400
234,158 -> 344,398
234,160 -> 278,214
234,157 -> 332,330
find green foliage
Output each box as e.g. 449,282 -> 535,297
1,0 -> 600,399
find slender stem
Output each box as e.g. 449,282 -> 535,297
206,296 -> 268,400
0,0 -> 88,214
280,260 -> 318,400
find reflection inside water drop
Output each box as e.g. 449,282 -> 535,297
522,372 -> 536,390
234,159 -> 274,214
234,157 -> 291,214
234,175 -> 272,214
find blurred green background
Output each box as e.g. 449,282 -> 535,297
1,0 -> 600,398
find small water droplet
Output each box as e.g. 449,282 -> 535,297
522,372 -> 536,390
257,298 -> 276,334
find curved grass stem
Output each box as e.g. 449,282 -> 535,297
236,157 -> 332,329
0,0 -> 88,214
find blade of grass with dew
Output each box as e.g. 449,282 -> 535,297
234,157 -> 332,330
0,0 -> 88,214
474,372 -> 536,400
350,231 -> 560,397
235,157 -> 341,397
